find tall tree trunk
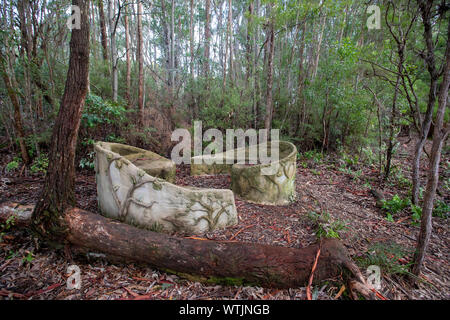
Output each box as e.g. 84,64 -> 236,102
203,0 -> 211,79
189,0 -> 197,120
160,0 -> 171,87
18,0 -> 40,158
0,53 -> 30,164
312,13 -> 326,80
137,1 -> 144,126
264,10 -> 274,130
294,19 -> 307,136
385,74 -> 401,180
411,0 -> 440,205
412,21 -> 450,278
253,0 -> 260,128
170,0 -> 175,92
98,0 -> 109,61
227,0 -> 233,86
124,5 -> 131,108
31,0 -> 90,242
108,0 -> 118,101
245,1 -> 254,87
222,0 -> 229,89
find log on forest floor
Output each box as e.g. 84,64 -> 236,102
0,202 -> 376,298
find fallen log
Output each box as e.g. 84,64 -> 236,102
0,202 -> 373,297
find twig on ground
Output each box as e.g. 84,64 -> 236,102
306,242 -> 322,300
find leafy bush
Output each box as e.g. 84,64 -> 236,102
30,154 -> 49,174
410,204 -> 422,226
0,216 -> 15,242
82,94 -> 126,128
307,211 -> 348,239
355,242 -> 413,277
381,194 -> 410,221
6,160 -> 19,172
79,151 -> 95,170
433,200 -> 449,219
302,150 -> 323,164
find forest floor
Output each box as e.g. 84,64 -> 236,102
0,136 -> 448,300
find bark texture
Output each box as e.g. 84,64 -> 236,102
412,20 -> 450,277
31,0 -> 90,241
2,203 -> 369,291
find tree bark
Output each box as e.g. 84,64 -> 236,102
0,52 -> 30,164
137,1 -> 144,126
411,0 -> 440,205
264,10 -> 275,130
2,203 -> 371,293
203,0 -> 211,79
31,0 -> 90,242
97,0 -> 109,61
312,13 -> 326,80
108,0 -> 118,101
227,0 -> 233,86
412,20 -> 450,278
124,5 -> 131,109
245,1 -> 254,87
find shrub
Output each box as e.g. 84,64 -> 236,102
30,154 -> 49,174
6,160 -> 19,172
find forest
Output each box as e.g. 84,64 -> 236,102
0,0 -> 448,302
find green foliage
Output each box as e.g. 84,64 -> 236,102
381,194 -> 410,220
105,133 -> 126,143
30,154 -> 49,174
22,251 -> 34,264
301,150 -> 323,164
0,216 -> 15,242
307,211 -> 348,239
433,200 -> 449,219
82,94 -> 126,128
6,159 -> 20,172
410,204 -> 422,226
355,242 -> 413,277
79,151 -> 95,170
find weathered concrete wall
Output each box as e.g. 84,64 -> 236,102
95,142 -> 238,234
191,141 -> 297,205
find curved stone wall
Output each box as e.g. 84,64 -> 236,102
94,142 -> 238,234
191,141 -> 297,205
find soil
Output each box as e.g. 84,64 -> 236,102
0,136 -> 448,300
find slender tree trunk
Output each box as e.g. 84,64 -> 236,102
412,21 -> 450,278
0,53 -> 30,164
98,0 -> 109,61
189,0 -> 196,120
222,1 -> 229,89
338,5 -> 348,45
245,1 -> 254,87
137,1 -> 144,126
411,0 -> 440,205
124,6 -> 131,108
31,0 -> 90,241
294,19 -> 307,136
227,0 -> 233,86
203,0 -> 210,79
253,0 -> 260,128
108,0 -> 118,101
385,74 -> 401,180
170,0 -> 175,96
264,10 -> 275,130
312,13 -> 326,80
160,0 -> 171,87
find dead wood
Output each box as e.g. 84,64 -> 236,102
0,202 -> 374,296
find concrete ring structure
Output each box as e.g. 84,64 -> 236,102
94,142 -> 238,234
191,141 -> 297,205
